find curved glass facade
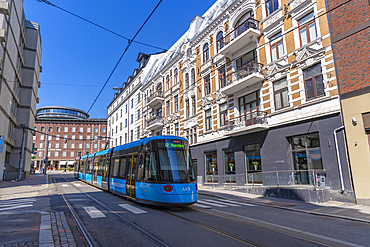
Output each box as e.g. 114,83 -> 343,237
36,107 -> 89,119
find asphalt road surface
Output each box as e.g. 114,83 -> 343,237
51,173 -> 370,247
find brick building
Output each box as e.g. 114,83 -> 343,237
33,106 -> 107,170
326,0 -> 370,205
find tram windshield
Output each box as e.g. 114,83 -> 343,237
156,139 -> 196,183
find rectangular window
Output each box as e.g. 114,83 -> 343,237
219,66 -> 226,89
192,96 -> 196,116
72,127 -> 76,132
220,103 -> 228,126
245,144 -> 262,183
39,143 -> 43,148
78,143 -> 82,148
299,12 -> 317,46
125,133 -> 127,143
102,127 -> 106,133
304,63 -> 324,100
174,95 -> 179,112
120,123 -> 122,131
289,133 -> 323,185
38,151 -> 43,157
79,127 -> 83,132
55,151 -> 59,157
63,151 -> 66,157
64,127 -> 68,132
41,127 -> 45,132
87,127 -> 91,132
56,127 -> 60,132
204,76 -> 211,95
167,126 -> 171,135
270,33 -> 284,61
205,151 -> 218,182
86,143 -> 90,148
71,143 -> 75,148
130,130 -> 133,142
70,151 -> 74,157
138,93 -> 141,103
205,109 -> 212,131
138,109 -> 141,119
125,119 -> 127,127
87,135 -> 91,140
71,135 -> 75,140
48,135 -> 52,140
56,135 -> 60,140
95,127 -> 98,133
55,143 -> 59,148
175,123 -> 179,136
166,100 -> 170,116
266,0 -> 279,16
94,143 -> 97,149
40,134 -> 44,140
186,99 -> 190,118
131,99 -> 134,108
137,126 -> 140,139
79,135 -> 83,140
131,114 -> 133,123
48,127 -> 52,132
274,78 -> 289,110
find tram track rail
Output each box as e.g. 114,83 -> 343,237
55,174 -> 170,247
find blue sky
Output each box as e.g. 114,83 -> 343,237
24,0 -> 216,118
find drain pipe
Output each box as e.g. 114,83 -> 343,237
334,126 -> 345,192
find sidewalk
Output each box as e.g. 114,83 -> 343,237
0,172 -> 77,247
199,186 -> 370,224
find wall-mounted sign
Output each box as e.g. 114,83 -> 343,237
0,135 -> 4,154
275,160 -> 284,164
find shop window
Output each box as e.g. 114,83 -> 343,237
224,148 -> 236,183
304,63 -> 324,100
205,151 -> 218,182
274,78 -> 289,110
299,12 -> 317,46
245,144 -> 262,183
289,133 -> 323,185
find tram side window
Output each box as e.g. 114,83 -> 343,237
103,158 -> 109,177
80,161 -> 84,172
143,152 -> 157,181
86,160 -> 93,174
112,158 -> 120,177
97,158 -> 104,176
137,153 -> 145,181
119,157 -> 127,178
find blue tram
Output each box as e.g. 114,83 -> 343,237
74,136 -> 198,206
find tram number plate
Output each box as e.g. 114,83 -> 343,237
182,186 -> 191,192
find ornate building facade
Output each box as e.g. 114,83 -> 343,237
108,0 -> 356,202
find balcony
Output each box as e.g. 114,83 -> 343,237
146,115 -> 163,131
225,111 -> 268,136
218,18 -> 260,57
219,61 -> 264,95
147,91 -> 164,108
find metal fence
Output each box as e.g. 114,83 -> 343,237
205,170 -> 324,189
2,172 -> 26,181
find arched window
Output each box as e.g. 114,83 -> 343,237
185,73 -> 189,88
174,69 -> 178,84
166,75 -> 170,90
157,83 -> 162,95
203,43 -> 209,62
216,32 -> 224,52
235,11 -> 254,37
187,48 -> 192,57
191,68 -> 195,86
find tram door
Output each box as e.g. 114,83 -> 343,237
126,154 -> 138,199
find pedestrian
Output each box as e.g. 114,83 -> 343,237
64,168 -> 66,173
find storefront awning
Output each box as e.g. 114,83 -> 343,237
67,161 -> 74,166
59,161 -> 67,166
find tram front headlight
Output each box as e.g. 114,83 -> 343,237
163,185 -> 173,192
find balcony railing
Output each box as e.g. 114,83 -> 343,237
217,17 -> 260,56
147,115 -> 163,128
147,91 -> 163,102
219,61 -> 264,95
205,170 -> 325,189
229,111 -> 267,127
221,17 -> 259,46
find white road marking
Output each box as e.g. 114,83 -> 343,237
203,199 -> 240,207
74,184 -> 81,187
0,204 -> 33,211
118,204 -> 147,214
217,199 -> 256,206
196,200 -> 227,207
61,184 -> 69,187
193,203 -> 212,209
83,206 -> 106,218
